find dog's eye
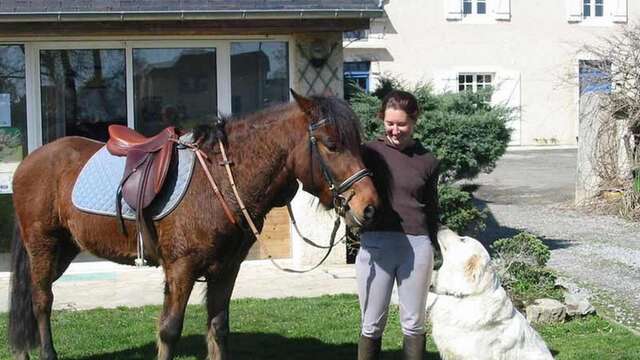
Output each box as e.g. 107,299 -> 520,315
460,237 -> 466,242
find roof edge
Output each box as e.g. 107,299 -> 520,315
0,9 -> 384,23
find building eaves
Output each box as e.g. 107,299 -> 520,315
0,1 -> 384,23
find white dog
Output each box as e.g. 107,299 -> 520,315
428,228 -> 553,360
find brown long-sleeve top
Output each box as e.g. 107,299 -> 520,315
362,138 -> 440,240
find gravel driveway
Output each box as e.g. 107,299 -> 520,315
470,149 -> 640,333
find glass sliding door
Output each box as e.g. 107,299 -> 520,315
133,48 -> 217,135
39,49 -> 127,143
0,45 -> 27,252
231,42 -> 289,115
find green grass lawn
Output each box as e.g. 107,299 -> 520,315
1,294 -> 638,359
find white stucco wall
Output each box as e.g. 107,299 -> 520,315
289,188 -> 347,266
344,0 -> 637,147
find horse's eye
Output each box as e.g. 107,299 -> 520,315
324,140 -> 337,152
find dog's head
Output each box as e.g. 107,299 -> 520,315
432,228 -> 498,297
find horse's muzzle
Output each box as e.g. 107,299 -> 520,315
346,204 -> 375,230
362,205 -> 375,225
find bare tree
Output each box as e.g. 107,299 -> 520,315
577,24 -> 640,218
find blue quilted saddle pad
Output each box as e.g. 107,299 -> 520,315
72,139 -> 196,220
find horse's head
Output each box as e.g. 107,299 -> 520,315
289,90 -> 379,229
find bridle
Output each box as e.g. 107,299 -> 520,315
264,117 -> 372,273
308,118 -> 372,221
183,116 -> 372,273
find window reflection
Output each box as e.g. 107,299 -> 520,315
0,44 -> 26,251
40,49 -> 127,143
231,42 -> 289,116
133,48 -> 217,136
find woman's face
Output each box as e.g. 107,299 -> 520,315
383,107 -> 415,150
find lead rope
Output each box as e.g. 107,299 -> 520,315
287,203 -> 346,249
215,137 -> 343,273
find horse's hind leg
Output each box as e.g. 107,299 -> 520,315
157,259 -> 197,360
26,230 -> 77,360
35,235 -> 78,360
205,263 -> 241,360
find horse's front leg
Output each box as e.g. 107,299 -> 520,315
206,262 -> 242,360
157,258 -> 197,360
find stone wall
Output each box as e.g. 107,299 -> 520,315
294,33 -> 344,97
576,93 -> 632,203
290,32 -> 347,265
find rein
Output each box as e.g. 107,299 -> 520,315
286,203 -> 343,249
180,117 -> 371,273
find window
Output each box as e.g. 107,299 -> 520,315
230,42 -> 289,116
463,0 -> 487,15
40,49 -> 127,143
344,61 -> 371,100
568,0 -> 627,23
458,73 -> 493,92
0,44 -> 27,251
579,60 -> 611,94
344,61 -> 371,91
583,0 -> 604,18
343,30 -> 368,41
133,48 -> 217,135
32,40 -> 292,143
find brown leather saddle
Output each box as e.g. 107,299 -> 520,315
106,125 -> 179,261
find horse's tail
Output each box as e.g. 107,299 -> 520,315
8,221 -> 39,353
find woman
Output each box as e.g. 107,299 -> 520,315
357,90 -> 439,360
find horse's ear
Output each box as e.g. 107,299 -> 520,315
291,89 -> 315,115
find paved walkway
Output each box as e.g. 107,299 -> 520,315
472,149 -> 640,333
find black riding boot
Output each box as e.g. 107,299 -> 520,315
358,335 -> 382,360
402,334 -> 425,360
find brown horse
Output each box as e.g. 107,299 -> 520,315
8,92 -> 379,360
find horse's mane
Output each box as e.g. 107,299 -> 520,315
191,97 -> 362,149
310,96 -> 363,147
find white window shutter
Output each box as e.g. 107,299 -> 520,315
491,71 -> 521,145
612,0 -> 628,23
492,0 -> 511,21
445,0 -> 463,21
566,0 -> 583,22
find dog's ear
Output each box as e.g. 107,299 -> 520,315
464,255 -> 483,283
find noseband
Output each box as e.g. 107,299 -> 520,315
308,119 -> 372,218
